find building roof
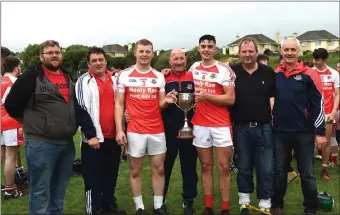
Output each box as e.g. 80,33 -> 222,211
227,34 -> 278,47
102,44 -> 128,54
297,30 -> 339,41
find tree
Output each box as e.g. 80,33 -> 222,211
152,53 -> 170,71
185,48 -> 201,70
20,44 -> 40,72
62,45 -> 89,78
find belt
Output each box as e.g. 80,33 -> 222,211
240,122 -> 269,128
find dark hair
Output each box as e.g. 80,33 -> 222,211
239,37 -> 258,53
87,47 -> 107,62
257,54 -> 269,63
199,34 -> 216,44
304,61 -> 314,68
313,48 -> 328,60
40,40 -> 61,54
2,56 -> 20,73
1,46 -> 11,59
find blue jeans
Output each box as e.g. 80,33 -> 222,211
25,139 -> 75,215
234,123 -> 274,200
272,131 -> 318,213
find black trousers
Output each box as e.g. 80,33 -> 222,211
81,138 -> 121,214
163,131 -> 198,201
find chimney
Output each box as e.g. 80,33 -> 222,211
128,43 -> 133,52
293,32 -> 297,39
222,46 -> 227,55
275,32 -> 280,44
236,34 -> 240,40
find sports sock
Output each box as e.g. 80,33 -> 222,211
133,195 -> 144,210
204,195 -> 213,208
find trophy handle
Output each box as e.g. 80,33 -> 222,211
188,103 -> 196,111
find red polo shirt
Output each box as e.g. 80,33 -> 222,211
89,70 -> 116,138
42,66 -> 69,102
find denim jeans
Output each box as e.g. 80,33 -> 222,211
25,139 -> 75,215
234,123 -> 274,200
272,131 -> 319,213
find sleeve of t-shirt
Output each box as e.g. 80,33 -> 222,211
333,69 -> 340,88
116,71 -> 125,93
159,75 -> 165,92
221,66 -> 236,86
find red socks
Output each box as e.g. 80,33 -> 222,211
318,150 -> 323,156
204,195 -> 213,208
221,201 -> 230,210
331,155 -> 339,165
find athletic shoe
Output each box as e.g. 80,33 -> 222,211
321,169 -> 331,180
270,207 -> 283,215
183,200 -> 194,215
136,209 -> 145,215
153,205 -> 168,215
220,210 -> 230,215
315,155 -> 322,161
201,207 -> 215,215
1,185 -> 5,191
240,205 -> 251,215
4,190 -> 27,200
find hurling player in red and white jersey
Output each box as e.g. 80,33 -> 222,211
313,48 -> 340,178
189,35 -> 235,215
0,56 -> 25,199
115,39 -> 176,215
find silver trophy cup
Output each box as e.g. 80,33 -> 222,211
175,93 -> 195,139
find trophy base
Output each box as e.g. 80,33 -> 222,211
177,128 -> 195,139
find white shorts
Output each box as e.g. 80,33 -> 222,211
193,125 -> 233,148
127,132 -> 166,158
0,128 -> 24,146
331,136 -> 338,147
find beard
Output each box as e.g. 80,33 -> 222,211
42,57 -> 62,72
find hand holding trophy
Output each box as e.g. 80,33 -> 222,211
175,93 -> 195,139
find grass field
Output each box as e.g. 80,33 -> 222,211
1,133 -> 340,215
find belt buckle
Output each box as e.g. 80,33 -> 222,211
249,122 -> 257,127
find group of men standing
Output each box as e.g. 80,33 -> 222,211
1,33 -> 339,215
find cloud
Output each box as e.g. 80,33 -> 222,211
1,2 -> 339,52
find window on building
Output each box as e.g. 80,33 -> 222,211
328,41 -> 335,46
315,41 -> 321,46
301,42 -> 308,47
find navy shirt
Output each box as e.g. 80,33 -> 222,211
162,70 -> 195,134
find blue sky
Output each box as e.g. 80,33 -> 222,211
1,2 -> 339,52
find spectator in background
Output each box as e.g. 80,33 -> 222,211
257,54 -> 269,65
1,56 -> 25,199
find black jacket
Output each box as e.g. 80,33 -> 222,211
5,63 -> 96,143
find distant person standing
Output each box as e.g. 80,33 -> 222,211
257,54 -> 269,65
1,56 -> 25,199
312,48 -> 339,176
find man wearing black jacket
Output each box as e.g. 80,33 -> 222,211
5,40 -> 97,215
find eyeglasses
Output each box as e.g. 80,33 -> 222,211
41,51 -> 62,55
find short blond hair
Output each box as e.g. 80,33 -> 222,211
135,39 -> 153,51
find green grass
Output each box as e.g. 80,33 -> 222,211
2,134 -> 340,214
